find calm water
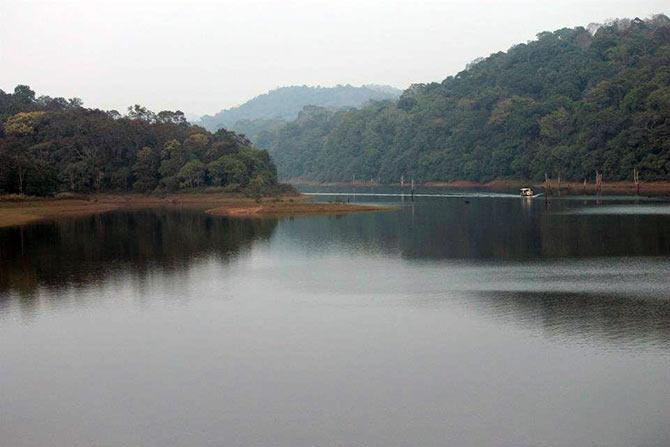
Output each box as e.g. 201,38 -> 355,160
1,188 -> 669,447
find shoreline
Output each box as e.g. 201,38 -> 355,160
289,179 -> 670,195
0,193 -> 391,228
422,179 -> 670,195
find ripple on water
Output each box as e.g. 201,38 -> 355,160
563,204 -> 670,215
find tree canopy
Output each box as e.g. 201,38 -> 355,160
0,86 -> 278,196
260,16 -> 670,183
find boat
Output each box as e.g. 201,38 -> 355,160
520,187 -> 534,197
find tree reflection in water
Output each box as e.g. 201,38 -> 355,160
0,210 -> 278,305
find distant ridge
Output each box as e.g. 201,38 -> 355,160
198,84 -> 402,132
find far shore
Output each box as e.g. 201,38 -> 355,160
0,193 -> 391,228
2,178 -> 668,228
289,179 -> 670,196
423,179 -> 670,195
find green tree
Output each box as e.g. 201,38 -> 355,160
257,16 -> 670,183
178,160 -> 206,189
208,155 -> 247,186
0,86 -> 278,195
132,146 -> 159,192
159,140 -> 186,191
4,111 -> 45,136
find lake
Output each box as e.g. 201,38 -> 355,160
1,187 -> 669,447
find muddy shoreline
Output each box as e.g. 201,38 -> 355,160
0,193 -> 390,228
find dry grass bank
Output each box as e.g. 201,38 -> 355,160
206,201 -> 385,218
0,193 -> 390,228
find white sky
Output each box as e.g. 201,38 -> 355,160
1,0 -> 668,116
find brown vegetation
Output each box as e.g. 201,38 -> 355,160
0,193 -> 389,228
206,201 -> 385,218
423,179 -> 670,195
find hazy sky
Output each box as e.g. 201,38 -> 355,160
1,0 -> 668,116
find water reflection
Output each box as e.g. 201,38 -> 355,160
1,197 -> 670,346
565,204 -> 670,215
279,198 -> 670,259
0,210 -> 278,302
465,290 -> 670,351
1,197 -> 669,447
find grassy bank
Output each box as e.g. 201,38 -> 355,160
0,193 -> 390,228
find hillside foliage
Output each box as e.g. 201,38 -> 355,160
0,87 -> 277,196
261,16 -> 670,183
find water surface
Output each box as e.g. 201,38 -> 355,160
1,189 -> 669,447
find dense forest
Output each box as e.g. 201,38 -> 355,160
260,16 -> 670,183
198,85 -> 402,140
0,86 -> 278,196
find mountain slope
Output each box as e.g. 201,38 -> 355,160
262,15 -> 670,183
198,84 -> 402,132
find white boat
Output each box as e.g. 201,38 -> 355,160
520,187 -> 534,197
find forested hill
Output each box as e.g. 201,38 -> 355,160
198,85 -> 402,132
0,86 -> 278,196
260,16 -> 670,183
